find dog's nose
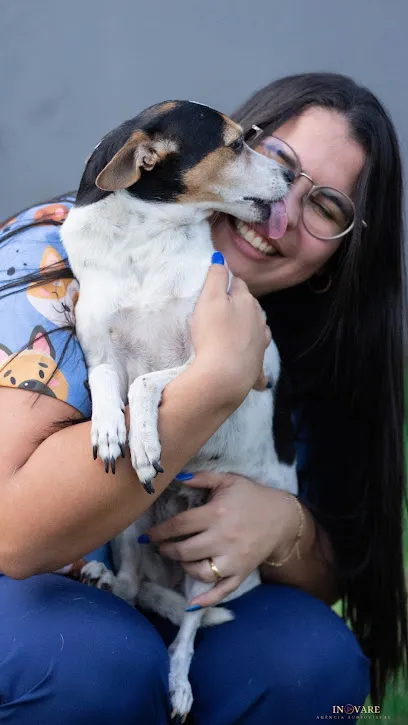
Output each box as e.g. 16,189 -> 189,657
283,168 -> 295,183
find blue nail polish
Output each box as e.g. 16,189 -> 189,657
211,251 -> 224,265
175,471 -> 194,481
137,534 -> 150,544
185,604 -> 203,612
266,380 -> 273,389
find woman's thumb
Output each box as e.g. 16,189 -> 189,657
200,251 -> 230,299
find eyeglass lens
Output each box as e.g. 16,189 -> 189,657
256,137 -> 354,240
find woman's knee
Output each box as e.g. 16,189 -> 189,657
0,574 -> 170,724
265,586 -> 371,707
191,584 -> 370,725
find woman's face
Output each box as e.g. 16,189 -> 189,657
211,106 -> 366,297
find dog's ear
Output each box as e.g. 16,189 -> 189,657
95,131 -> 175,191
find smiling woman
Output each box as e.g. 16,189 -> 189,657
0,72 -> 405,724
213,106 -> 367,294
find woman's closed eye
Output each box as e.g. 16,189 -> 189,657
308,193 -> 347,226
308,197 -> 337,221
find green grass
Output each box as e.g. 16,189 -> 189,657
380,509 -> 408,719
349,398 -> 408,717
332,441 -> 408,719
382,424 -> 408,718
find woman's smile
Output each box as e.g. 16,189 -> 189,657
229,216 -> 284,259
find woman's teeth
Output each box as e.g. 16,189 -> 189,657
234,220 -> 279,256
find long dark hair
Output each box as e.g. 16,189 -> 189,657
1,74 -> 406,704
233,72 -> 407,704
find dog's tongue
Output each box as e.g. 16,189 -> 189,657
253,200 -> 287,240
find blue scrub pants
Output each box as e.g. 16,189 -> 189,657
0,574 -> 370,724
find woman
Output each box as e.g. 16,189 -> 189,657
0,72 -> 405,724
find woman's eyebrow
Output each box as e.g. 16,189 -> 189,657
277,148 -> 295,167
319,188 -> 348,216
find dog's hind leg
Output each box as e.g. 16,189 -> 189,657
168,577 -> 233,720
168,606 -> 205,721
110,527 -> 144,604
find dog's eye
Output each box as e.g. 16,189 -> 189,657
243,125 -> 263,144
229,136 -> 244,153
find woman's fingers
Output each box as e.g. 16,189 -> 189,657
159,532 -> 216,563
175,470 -> 233,491
182,555 -> 229,582
146,505 -> 209,543
188,575 -> 242,609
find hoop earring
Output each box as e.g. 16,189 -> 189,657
308,272 -> 332,294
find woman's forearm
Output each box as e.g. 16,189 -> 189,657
260,504 -> 340,606
2,361 -> 239,578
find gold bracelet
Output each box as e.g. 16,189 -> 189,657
264,494 -> 305,568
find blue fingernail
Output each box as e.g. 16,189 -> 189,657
185,605 -> 203,612
266,380 -> 273,389
211,251 -> 224,265
175,471 -> 194,481
137,534 -> 150,544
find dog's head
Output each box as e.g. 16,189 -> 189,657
76,101 -> 288,224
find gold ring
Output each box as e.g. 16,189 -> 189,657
208,557 -> 222,580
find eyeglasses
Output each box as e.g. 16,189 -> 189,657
244,125 -> 367,241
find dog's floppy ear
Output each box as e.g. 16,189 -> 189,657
96,131 -> 173,191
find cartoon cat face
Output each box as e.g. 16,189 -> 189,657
0,325 -> 69,400
26,246 -> 79,327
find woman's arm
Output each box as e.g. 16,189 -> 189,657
0,361 -> 238,578
260,497 -> 340,606
0,261 -> 271,578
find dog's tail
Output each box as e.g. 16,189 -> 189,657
137,581 -> 234,627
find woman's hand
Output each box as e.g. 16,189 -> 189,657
144,471 -> 300,608
191,255 -> 271,402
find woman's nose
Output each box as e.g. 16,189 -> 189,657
285,176 -> 310,230
285,188 -> 302,229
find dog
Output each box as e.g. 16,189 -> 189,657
61,100 -> 298,719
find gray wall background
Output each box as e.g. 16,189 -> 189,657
0,0 -> 407,220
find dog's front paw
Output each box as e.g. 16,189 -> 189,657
128,376 -> 163,494
80,561 -> 115,592
91,403 -> 127,474
169,676 -> 193,723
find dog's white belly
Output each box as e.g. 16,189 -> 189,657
73,264 -> 206,387
108,296 -> 195,383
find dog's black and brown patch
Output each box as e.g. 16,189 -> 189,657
76,101 -> 243,208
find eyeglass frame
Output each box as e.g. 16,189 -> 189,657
245,124 -> 367,241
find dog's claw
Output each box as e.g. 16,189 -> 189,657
152,460 -> 164,474
110,457 -> 116,474
170,711 -> 186,724
104,458 -> 109,474
93,445 -> 98,460
143,479 -> 155,495
120,443 -> 126,458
